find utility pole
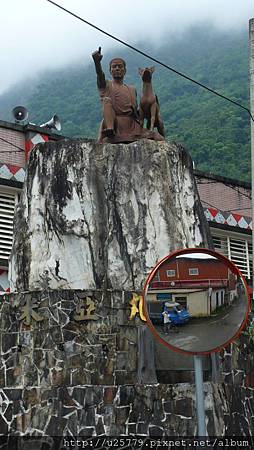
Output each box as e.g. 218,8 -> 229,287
250,18 -> 254,305
194,355 -> 207,436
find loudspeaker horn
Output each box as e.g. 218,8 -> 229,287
40,114 -> 61,131
12,106 -> 28,122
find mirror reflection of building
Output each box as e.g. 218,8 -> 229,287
147,255 -> 239,318
145,251 -> 249,353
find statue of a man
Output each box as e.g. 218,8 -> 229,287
92,48 -> 164,144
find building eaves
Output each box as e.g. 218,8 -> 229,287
0,119 -> 65,141
194,169 -> 251,190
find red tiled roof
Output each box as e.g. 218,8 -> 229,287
196,175 -> 251,219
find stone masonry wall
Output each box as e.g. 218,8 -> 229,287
0,290 -> 254,441
0,384 -> 254,441
0,290 -> 155,388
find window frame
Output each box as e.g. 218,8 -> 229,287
189,267 -> 199,276
166,269 -> 176,277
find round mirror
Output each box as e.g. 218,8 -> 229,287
143,248 -> 250,355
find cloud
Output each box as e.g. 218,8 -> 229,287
0,0 -> 253,94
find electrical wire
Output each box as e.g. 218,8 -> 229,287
196,178 -> 251,198
46,0 -> 254,121
204,185 -> 251,200
223,207 -> 252,213
201,199 -> 252,214
201,199 -> 228,211
225,184 -> 252,200
0,137 -> 24,153
196,180 -> 218,185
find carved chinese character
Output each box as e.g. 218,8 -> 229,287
74,296 -> 98,321
129,293 -> 146,322
19,296 -> 44,325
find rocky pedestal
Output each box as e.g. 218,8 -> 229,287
9,138 -> 211,291
4,138 -> 252,440
6,138 -> 213,385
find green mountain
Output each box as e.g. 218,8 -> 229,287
0,25 -> 251,181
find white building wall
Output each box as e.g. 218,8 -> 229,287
187,290 -> 209,317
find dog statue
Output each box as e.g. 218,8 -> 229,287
138,66 -> 165,137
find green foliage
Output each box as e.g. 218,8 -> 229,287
0,26 -> 251,181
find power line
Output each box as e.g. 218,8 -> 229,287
225,184 -> 251,200
224,207 -> 252,213
0,137 -> 24,153
46,0 -> 254,122
202,199 -> 252,214
196,181 -> 218,185
200,184 -> 251,200
196,178 -> 251,198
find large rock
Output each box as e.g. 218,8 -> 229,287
9,138 -> 211,291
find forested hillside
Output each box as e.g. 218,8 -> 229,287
0,26 -> 250,181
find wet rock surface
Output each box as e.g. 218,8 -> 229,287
9,138 -> 211,291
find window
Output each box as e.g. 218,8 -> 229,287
189,268 -> 199,276
156,293 -> 172,301
175,296 -> 187,308
166,269 -> 175,277
212,232 -> 252,280
0,188 -> 18,266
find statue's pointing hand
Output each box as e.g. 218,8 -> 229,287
92,47 -> 103,64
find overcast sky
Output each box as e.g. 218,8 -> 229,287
0,0 -> 253,95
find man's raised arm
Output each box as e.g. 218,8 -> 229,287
92,47 -> 106,89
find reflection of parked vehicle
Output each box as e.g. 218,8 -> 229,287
147,300 -> 190,325
165,302 -> 190,325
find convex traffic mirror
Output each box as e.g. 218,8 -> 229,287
143,248 -> 250,355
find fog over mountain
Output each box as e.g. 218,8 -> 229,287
0,0 -> 253,94
0,24 -> 250,182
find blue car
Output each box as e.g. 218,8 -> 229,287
164,302 -> 190,325
147,300 -> 190,325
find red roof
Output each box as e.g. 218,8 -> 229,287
196,174 -> 251,218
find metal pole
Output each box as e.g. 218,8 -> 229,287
194,355 -> 206,436
250,19 -> 254,307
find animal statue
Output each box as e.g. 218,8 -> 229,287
138,66 -> 165,137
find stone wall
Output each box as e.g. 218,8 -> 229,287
0,289 -> 213,388
220,316 -> 254,387
0,290 -> 254,441
0,290 -> 157,388
1,383 -> 254,441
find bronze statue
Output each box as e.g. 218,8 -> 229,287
92,47 -> 165,144
138,67 -> 165,137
